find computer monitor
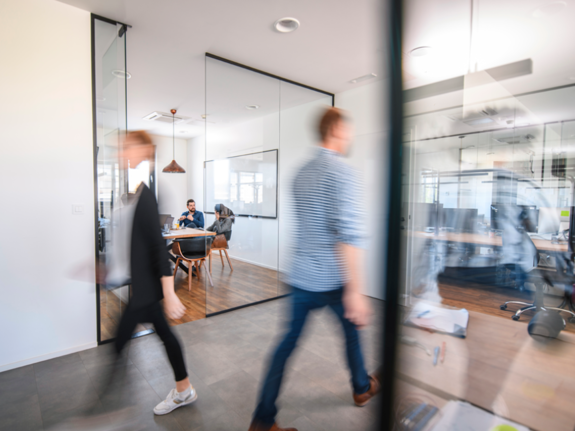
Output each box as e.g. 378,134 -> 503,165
538,207 -> 561,234
519,205 -> 539,233
406,202 -> 443,230
442,208 -> 478,233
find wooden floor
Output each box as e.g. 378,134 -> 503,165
438,280 -> 575,334
166,254 -> 286,326
100,255 -> 286,337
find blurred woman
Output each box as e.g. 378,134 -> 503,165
111,131 -> 197,416
206,203 -> 235,234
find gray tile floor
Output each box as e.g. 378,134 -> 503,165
0,297 -> 383,431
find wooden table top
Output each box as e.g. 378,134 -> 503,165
162,228 -> 216,240
411,231 -> 568,253
398,308 -> 575,431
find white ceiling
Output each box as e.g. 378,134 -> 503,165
57,0 -> 575,141
56,0 -> 383,139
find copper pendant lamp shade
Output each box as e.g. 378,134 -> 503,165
162,109 -> 186,173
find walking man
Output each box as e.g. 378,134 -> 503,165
249,108 -> 380,431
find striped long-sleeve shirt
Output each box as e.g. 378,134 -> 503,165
288,147 -> 365,292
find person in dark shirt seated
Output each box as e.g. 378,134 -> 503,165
179,199 -> 204,229
206,203 -> 235,234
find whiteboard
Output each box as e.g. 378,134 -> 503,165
205,150 -> 278,218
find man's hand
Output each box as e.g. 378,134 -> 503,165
187,214 -> 194,221
343,290 -> 371,329
215,211 -> 220,220
164,293 -> 185,320
178,216 -> 186,221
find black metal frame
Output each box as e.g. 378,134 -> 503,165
379,0 -> 403,429
204,149 -> 279,219
91,13 -> 130,346
206,53 -> 335,101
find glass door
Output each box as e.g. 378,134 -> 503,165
93,16 -> 128,343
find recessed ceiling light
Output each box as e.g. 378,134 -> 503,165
410,46 -> 433,57
179,131 -> 187,134
201,114 -> 208,119
274,17 -> 300,33
568,76 -> 575,81
532,1 -> 566,18
350,73 -> 377,84
111,69 -> 131,79
246,105 -> 259,110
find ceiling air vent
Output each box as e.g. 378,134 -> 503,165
143,111 -> 190,124
494,134 -> 535,145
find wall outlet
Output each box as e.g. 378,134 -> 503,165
72,204 -> 84,215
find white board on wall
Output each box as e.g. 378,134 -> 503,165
205,150 -> 278,218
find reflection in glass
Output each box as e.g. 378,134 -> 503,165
395,2 -> 575,430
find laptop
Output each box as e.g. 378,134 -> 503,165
159,214 -> 170,226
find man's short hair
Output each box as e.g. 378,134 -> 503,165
318,107 -> 348,141
187,199 -> 195,206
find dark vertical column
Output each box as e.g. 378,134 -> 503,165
378,0 -> 403,429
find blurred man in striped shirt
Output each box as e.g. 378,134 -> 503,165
249,107 -> 380,431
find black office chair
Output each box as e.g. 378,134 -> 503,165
210,230 -> 233,273
173,236 -> 214,289
499,233 -> 575,322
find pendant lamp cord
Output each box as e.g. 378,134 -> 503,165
172,111 -> 175,159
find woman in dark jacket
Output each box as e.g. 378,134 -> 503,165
206,203 -> 235,234
111,131 -> 196,416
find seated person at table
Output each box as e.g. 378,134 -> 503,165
179,199 -> 204,229
206,204 -> 235,234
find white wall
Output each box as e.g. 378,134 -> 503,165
0,0 -> 95,371
335,80 -> 388,300
153,134 -> 189,220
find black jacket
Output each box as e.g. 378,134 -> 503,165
129,184 -> 172,309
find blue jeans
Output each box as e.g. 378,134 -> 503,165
253,286 -> 371,425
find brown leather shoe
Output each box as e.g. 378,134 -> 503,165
248,420 -> 298,431
353,375 -> 381,407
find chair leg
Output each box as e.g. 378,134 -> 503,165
188,261 -> 192,292
500,300 -> 533,311
203,259 -> 214,287
223,249 -> 234,271
219,250 -> 225,267
173,258 -> 180,278
209,251 -> 212,274
195,261 -> 201,282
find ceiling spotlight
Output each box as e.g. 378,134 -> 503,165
274,17 -> 300,33
111,69 -> 131,79
246,105 -> 259,110
201,114 -> 208,119
179,131 -> 187,134
350,73 -> 377,84
410,46 -> 433,57
532,1 -> 566,18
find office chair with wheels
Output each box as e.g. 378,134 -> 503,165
172,236 -> 214,289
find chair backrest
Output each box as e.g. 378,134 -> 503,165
224,230 -> 232,241
175,236 -> 213,258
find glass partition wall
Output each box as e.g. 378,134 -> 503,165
393,1 -> 575,429
204,55 -> 333,315
92,15 -> 128,343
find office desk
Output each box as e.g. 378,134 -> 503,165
412,231 -> 568,253
162,228 -> 216,240
398,309 -> 575,431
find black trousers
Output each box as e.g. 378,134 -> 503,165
115,301 -> 188,382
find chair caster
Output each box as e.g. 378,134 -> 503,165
512,315 -> 520,321
500,305 -> 507,310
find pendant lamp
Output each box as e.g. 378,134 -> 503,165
162,109 -> 186,173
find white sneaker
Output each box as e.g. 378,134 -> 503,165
153,387 -> 198,415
